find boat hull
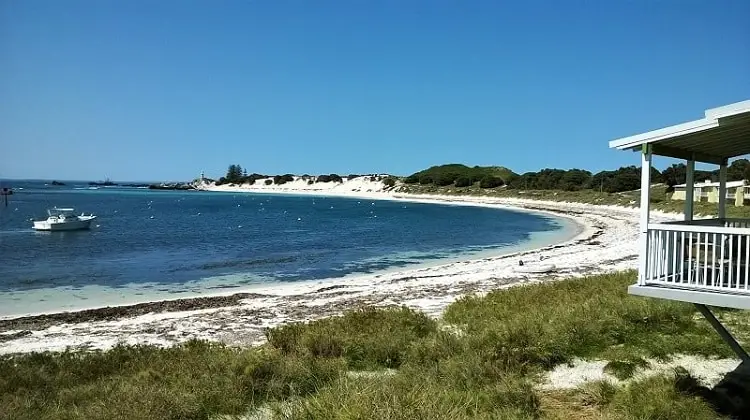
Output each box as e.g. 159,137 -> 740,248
33,217 -> 96,231
514,264 -> 556,274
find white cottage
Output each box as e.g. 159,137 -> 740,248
610,100 -> 750,363
672,179 -> 747,206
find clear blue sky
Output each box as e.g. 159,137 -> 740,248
1,1 -> 748,181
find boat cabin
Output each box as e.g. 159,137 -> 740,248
610,100 -> 750,362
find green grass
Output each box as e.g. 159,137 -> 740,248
443,271 -> 738,365
2,272 -> 746,419
275,372 -> 541,420
603,358 -> 650,380
603,368 -> 721,420
0,342 -> 344,420
543,371 -> 722,420
265,306 -> 436,370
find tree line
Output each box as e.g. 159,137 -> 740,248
405,159 -> 750,193
215,165 -> 397,187
404,164 -> 512,189
216,159 -> 750,193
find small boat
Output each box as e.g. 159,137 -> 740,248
32,208 -> 97,231
515,263 -> 557,274
515,258 -> 556,274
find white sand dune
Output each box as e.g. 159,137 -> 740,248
0,178 -> 680,355
199,175 -> 394,195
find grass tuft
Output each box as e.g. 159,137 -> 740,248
444,270 -> 738,369
605,371 -> 721,420
265,306 -> 436,369
576,379 -> 618,407
276,371 -> 541,420
603,357 -> 650,380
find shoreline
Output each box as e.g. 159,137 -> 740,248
0,189 -> 584,321
0,189 -> 676,355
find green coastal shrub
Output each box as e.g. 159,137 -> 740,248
405,164 -> 514,188
264,179 -> 273,185
434,174 -> 457,186
273,174 -> 295,185
383,177 -> 397,188
404,175 -> 420,184
316,174 -> 342,183
479,176 -> 504,188
454,177 -> 473,187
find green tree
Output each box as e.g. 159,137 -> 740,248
661,164 -> 686,187
225,165 -> 243,182
479,176 -> 504,188
727,159 -> 750,181
558,169 -> 592,191
454,177 -> 473,187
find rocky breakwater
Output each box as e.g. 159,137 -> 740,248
148,182 -> 196,191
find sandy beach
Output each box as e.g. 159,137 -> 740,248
0,179 -> 679,355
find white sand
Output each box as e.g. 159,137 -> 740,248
0,177 -> 681,355
541,355 -> 742,390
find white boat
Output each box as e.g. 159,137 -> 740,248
515,258 -> 556,274
32,208 -> 97,231
515,263 -> 557,274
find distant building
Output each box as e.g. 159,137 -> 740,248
671,179 -> 748,206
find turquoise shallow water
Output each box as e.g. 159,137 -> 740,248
0,181 -> 574,316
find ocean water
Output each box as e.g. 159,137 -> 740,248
0,181 -> 575,317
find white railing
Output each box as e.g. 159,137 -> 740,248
644,219 -> 750,293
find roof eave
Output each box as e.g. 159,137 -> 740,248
705,100 -> 750,120
608,118 -> 719,151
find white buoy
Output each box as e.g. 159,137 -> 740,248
297,217 -> 302,221
150,215 -> 155,219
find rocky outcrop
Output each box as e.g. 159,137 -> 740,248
148,183 -> 195,190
